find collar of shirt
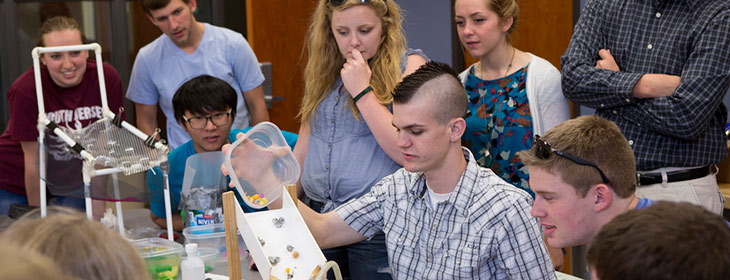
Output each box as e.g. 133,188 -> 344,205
407,147 -> 482,216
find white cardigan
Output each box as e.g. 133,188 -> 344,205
458,53 -> 570,135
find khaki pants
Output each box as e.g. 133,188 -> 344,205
635,173 -> 724,215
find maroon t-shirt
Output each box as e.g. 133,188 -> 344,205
0,60 -> 124,195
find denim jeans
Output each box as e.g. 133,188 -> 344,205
0,188 -> 86,215
309,200 -> 392,280
0,188 -> 28,215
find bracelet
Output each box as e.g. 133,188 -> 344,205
352,85 -> 373,103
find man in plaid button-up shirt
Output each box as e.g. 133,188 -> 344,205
299,62 -> 555,279
561,0 -> 730,214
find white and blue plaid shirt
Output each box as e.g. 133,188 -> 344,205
561,0 -> 730,171
336,148 -> 555,279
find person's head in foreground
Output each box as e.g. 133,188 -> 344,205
173,74 -> 237,153
391,60 -> 467,175
587,201 -> 730,280
0,206 -> 149,280
0,241 -> 79,280
517,115 -> 638,248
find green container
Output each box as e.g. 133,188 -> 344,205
132,237 -> 184,280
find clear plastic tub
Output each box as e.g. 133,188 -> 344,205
181,152 -> 226,227
224,122 -> 300,209
131,237 -> 183,280
182,224 -> 247,261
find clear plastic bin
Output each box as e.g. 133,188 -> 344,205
132,237 -> 183,280
224,122 -> 300,209
182,223 -> 247,261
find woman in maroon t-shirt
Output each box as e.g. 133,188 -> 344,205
0,16 -> 124,217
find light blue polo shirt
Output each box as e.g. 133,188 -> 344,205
127,23 -> 264,148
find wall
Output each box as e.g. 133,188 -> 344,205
399,0 -> 455,66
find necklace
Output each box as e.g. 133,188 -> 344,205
475,47 -> 517,79
504,47 -> 515,77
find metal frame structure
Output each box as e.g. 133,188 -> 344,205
32,43 -> 174,240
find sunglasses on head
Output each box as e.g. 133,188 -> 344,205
329,0 -> 385,6
533,135 -> 610,184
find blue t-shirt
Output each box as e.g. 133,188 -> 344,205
126,23 -> 265,149
147,128 -> 298,218
635,197 -> 655,209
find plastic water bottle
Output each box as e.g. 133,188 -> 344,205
181,243 -> 205,280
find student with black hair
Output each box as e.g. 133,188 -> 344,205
146,75 -> 297,230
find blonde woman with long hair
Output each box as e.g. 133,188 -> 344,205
294,0 -> 427,278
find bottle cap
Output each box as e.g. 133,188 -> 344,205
185,243 -> 198,255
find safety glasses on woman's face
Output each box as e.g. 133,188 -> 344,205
533,135 -> 610,184
182,109 -> 232,130
328,0 -> 385,6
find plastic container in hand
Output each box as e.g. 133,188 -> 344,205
132,237 -> 183,280
181,243 -> 205,280
224,122 -> 300,209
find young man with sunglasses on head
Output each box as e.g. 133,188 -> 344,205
128,0 -> 269,150
296,62 -> 556,279
146,75 -> 296,230
517,115 -> 653,251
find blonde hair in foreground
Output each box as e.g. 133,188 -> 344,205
299,0 -> 407,124
0,206 -> 150,280
0,241 -> 79,280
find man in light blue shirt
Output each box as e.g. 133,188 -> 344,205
127,0 -> 268,149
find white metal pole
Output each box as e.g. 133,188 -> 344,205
31,47 -> 46,115
113,173 -> 125,237
38,125 -> 47,218
83,161 -> 94,220
32,47 -> 47,217
160,155 -> 174,241
91,44 -> 110,114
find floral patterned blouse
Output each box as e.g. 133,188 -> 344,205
462,64 -> 534,195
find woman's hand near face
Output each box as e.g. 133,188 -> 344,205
341,49 -> 372,97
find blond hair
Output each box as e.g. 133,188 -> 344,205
1,207 -> 150,280
299,0 -> 406,124
0,241 -> 79,280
